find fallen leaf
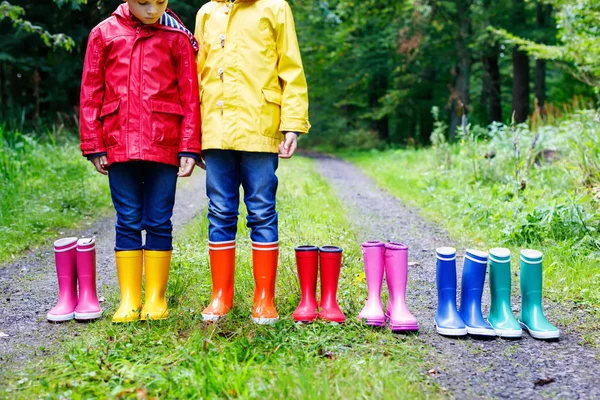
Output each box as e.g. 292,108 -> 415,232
426,368 -> 439,376
534,378 -> 555,387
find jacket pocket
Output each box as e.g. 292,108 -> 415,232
151,98 -> 184,148
260,88 -> 282,139
99,98 -> 121,148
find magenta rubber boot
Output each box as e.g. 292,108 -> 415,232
385,242 -> 419,332
358,241 -> 386,326
47,237 -> 79,322
74,237 -> 102,320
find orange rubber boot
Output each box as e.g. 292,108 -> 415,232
202,241 -> 236,321
251,242 -> 279,324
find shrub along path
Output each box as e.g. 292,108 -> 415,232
312,154 -> 599,399
0,171 -> 207,371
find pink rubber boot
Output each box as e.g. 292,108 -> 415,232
385,242 -> 419,332
74,237 -> 102,320
47,237 -> 79,322
358,241 -> 385,326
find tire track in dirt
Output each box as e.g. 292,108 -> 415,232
0,170 -> 207,374
312,154 -> 598,399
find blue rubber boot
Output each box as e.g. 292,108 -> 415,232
458,249 -> 496,337
488,248 -> 522,338
434,247 -> 467,336
519,250 -> 560,340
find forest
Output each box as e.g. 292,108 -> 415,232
2,0 -> 597,147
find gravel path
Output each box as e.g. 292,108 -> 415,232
0,170 -> 207,372
312,155 -> 599,399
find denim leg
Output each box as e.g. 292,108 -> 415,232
108,162 -> 144,251
142,162 -> 178,251
204,150 -> 241,243
240,152 -> 279,243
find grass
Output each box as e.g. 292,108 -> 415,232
343,113 -> 600,316
3,156 -> 439,399
0,125 -> 111,264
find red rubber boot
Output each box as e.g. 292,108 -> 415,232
292,245 -> 319,322
318,246 -> 345,323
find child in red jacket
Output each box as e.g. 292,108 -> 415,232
79,0 -> 201,323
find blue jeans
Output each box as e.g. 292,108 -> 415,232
108,161 -> 178,251
204,150 -> 278,243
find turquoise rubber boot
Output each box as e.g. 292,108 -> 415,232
518,250 -> 560,340
488,248 -> 522,338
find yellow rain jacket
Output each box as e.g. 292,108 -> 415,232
194,0 -> 310,153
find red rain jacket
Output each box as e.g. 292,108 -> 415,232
79,4 -> 201,166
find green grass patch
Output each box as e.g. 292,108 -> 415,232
0,125 -> 111,264
343,114 -> 600,313
4,157 -> 438,399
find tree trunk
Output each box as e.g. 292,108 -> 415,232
512,0 -> 530,123
534,3 -> 552,114
449,0 -> 472,138
482,46 -> 502,124
368,73 -> 389,141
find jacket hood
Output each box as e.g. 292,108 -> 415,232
113,3 -> 198,53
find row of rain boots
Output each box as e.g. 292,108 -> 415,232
358,241 -> 419,331
112,249 -> 172,322
435,247 -> 559,340
293,245 -> 346,323
47,237 -> 102,322
201,241 -> 280,325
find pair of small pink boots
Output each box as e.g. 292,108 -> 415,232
47,237 -> 102,322
358,241 -> 419,331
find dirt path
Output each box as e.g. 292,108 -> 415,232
312,155 -> 599,399
0,170 -> 207,372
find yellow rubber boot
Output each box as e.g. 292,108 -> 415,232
141,250 -> 172,321
112,250 -> 143,323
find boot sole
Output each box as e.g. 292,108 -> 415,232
389,322 -> 419,332
466,326 -> 497,336
253,317 -> 279,325
491,327 -> 523,338
47,312 -> 75,322
519,321 -> 560,340
202,313 -> 227,322
435,323 -> 468,336
74,311 -> 102,320
358,317 -> 386,327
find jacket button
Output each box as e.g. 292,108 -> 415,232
217,101 -> 224,107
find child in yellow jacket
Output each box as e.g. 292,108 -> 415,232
195,0 -> 310,324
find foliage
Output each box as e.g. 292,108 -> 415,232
0,124 -> 110,263
493,0 -> 600,88
2,157 -> 438,399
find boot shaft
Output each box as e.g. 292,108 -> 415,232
54,237 -> 78,278
384,242 -> 408,299
460,249 -> 489,300
318,246 -> 343,303
435,247 -> 459,305
520,249 -> 544,296
362,241 -> 385,289
295,245 -> 318,297
252,242 -> 279,300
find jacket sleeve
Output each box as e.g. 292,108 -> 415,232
276,2 -> 311,134
176,36 -> 201,155
194,11 -> 207,93
79,28 -> 108,156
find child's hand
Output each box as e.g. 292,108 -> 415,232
279,132 -> 298,159
178,156 -> 196,177
91,155 -> 108,175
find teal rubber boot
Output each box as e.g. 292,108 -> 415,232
488,248 -> 522,338
518,250 -> 560,340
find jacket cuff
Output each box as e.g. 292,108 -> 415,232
178,152 -> 200,162
280,118 -> 311,134
85,152 -> 107,160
